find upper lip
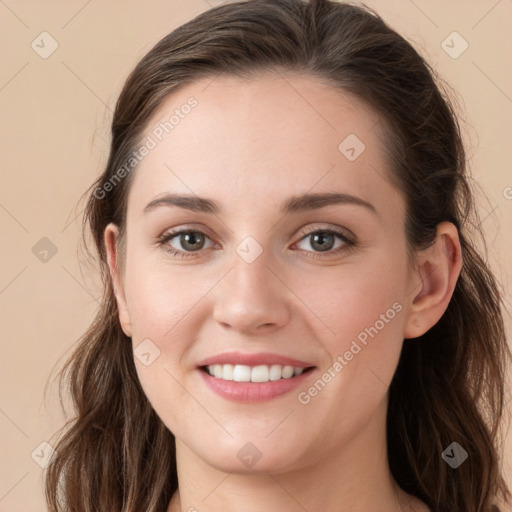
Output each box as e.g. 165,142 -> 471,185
197,351 -> 315,368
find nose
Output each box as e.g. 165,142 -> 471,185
212,250 -> 291,335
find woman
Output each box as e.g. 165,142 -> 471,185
45,0 -> 511,511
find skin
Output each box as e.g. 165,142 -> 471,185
104,72 -> 462,512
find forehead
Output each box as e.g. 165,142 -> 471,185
126,72 -> 401,220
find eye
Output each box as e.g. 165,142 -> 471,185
158,228 -> 215,259
158,225 -> 356,260
293,227 -> 356,258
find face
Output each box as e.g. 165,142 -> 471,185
107,72 -> 422,474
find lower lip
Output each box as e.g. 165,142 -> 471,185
197,367 -> 315,403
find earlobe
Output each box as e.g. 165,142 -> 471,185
104,223 -> 132,338
403,222 -> 463,339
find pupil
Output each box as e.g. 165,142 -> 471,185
312,232 -> 333,252
182,232 -> 203,251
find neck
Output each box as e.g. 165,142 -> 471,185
167,394 -> 420,512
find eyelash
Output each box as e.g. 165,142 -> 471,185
157,226 -> 356,260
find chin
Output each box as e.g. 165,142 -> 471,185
183,434 -> 308,475
206,450 -> 297,475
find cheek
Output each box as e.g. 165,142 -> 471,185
299,254 -> 406,335
292,250 -> 408,382
123,257 -> 209,432
123,249 -> 205,339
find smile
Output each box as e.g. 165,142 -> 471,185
198,365 -> 316,402
202,363 -> 314,382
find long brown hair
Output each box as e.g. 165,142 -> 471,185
45,1 -> 511,510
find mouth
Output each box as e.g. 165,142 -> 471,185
197,363 -> 317,403
200,364 -> 316,383
195,351 -> 317,402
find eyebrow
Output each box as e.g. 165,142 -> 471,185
143,192 -> 377,216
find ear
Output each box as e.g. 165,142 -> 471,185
403,221 -> 463,339
104,223 -> 132,338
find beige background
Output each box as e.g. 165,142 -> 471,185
1,1 -> 511,510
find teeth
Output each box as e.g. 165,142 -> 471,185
251,365 -> 269,383
221,364 -> 234,380
232,365 -> 251,382
205,364 -> 307,382
282,366 -> 294,379
269,364 -> 282,381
